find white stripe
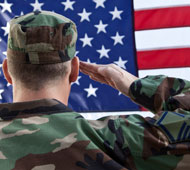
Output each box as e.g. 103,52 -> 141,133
134,0 -> 190,10
139,67 -> 190,81
135,27 -> 190,51
80,111 -> 154,120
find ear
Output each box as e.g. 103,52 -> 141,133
2,59 -> 13,84
69,57 -> 79,83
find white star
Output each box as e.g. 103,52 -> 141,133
109,7 -> 123,20
0,38 -> 2,43
118,91 -> 122,95
75,51 -> 79,56
87,59 -> 96,64
97,45 -> 110,59
84,84 -> 98,98
2,22 -> 10,36
0,64 -> 2,75
0,0 -> 13,13
7,82 -> 12,87
2,51 -> 7,59
78,8 -> 92,22
114,57 -> 128,69
2,51 -> 7,56
93,0 -> 106,8
72,76 -> 81,86
0,89 -> 4,99
80,33 -> 93,47
61,0 -> 75,11
30,0 -> 44,11
111,32 -> 125,46
20,11 -> 24,16
94,20 -> 108,34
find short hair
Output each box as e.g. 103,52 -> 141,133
7,59 -> 71,91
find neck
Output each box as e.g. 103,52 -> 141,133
12,80 -> 71,105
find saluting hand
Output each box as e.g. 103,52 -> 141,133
79,61 -> 138,97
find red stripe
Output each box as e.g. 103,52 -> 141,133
137,48 -> 190,69
140,107 -> 148,111
135,6 -> 190,31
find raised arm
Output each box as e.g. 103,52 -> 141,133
79,61 -> 190,113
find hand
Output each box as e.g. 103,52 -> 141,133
79,61 -> 138,97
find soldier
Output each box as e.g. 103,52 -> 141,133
0,10 -> 190,170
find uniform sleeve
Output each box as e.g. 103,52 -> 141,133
128,75 -> 190,113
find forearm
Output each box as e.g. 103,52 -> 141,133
79,61 -> 190,113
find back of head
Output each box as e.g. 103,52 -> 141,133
7,11 -> 77,90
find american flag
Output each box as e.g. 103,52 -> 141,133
0,0 -> 190,113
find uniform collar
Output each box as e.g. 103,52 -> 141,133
0,99 -> 73,120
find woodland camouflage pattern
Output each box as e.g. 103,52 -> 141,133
7,11 -> 77,64
0,75 -> 190,170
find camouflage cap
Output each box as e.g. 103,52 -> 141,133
7,10 -> 77,64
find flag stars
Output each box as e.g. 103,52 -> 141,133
95,20 -> 108,34
80,33 -> 94,47
0,64 -> 3,75
84,84 -> 98,98
2,22 -> 10,36
109,7 -> 123,20
75,51 -> 79,56
2,51 -> 7,56
87,59 -> 96,64
61,0 -> 75,11
111,32 -> 125,46
0,0 -> 13,13
7,82 -> 12,87
114,57 -> 128,70
93,0 -> 106,8
30,0 -> 44,11
97,45 -> 110,59
72,76 -> 81,86
20,11 -> 24,16
78,8 -> 92,22
0,89 -> 4,100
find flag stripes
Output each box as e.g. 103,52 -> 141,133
134,1 -> 190,81
135,6 -> 190,30
134,0 -> 190,10
137,48 -> 190,69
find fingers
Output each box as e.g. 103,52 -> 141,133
80,61 -> 102,74
80,61 -> 120,79
80,65 -> 108,84
79,61 -> 117,88
80,61 -> 121,80
80,61 -> 108,81
89,74 -> 109,85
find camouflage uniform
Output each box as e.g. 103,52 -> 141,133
0,75 -> 190,170
1,11 -> 190,170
